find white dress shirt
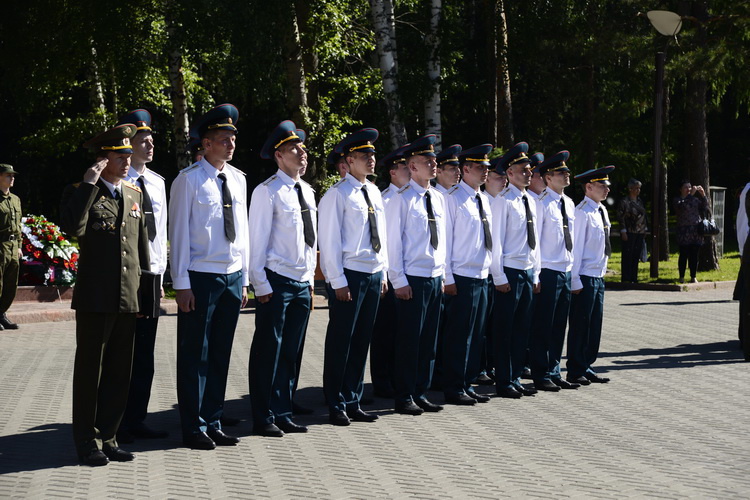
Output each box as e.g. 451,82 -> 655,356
738,182 -> 750,256
126,166 -> 168,275
318,176 -> 388,289
489,183 -> 541,286
248,168 -> 317,296
168,159 -> 249,290
381,183 -> 399,207
571,196 -> 610,290
98,178 -> 121,198
434,183 -> 450,195
385,179 -> 446,289
444,181 -> 492,285
536,187 -> 575,273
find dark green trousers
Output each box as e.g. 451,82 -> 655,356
72,311 -> 135,457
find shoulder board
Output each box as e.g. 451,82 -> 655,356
227,164 -> 246,176
398,185 -> 411,194
332,178 -> 346,189
539,190 -> 549,200
146,168 -> 165,181
72,182 -> 81,188
382,186 -> 392,195
180,163 -> 201,174
122,180 -> 141,193
262,175 -> 278,186
500,187 -> 511,196
299,178 -> 314,191
448,185 -> 460,195
576,200 -> 586,210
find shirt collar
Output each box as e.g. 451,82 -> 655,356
200,158 -> 223,179
345,175 -> 365,189
275,168 -> 298,186
409,178 -> 428,195
506,182 -> 524,198
583,196 -> 602,209
459,180 -> 479,196
544,188 -> 562,201
99,177 -> 120,197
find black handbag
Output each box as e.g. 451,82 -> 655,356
697,218 -> 720,236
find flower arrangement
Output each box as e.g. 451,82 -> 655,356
19,214 -> 79,286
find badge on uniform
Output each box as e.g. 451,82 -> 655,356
130,202 -> 141,218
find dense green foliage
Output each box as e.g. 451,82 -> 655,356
1,0 -> 749,235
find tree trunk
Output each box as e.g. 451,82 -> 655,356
165,6 -> 191,171
370,0 -> 408,148
659,84 -> 670,261
424,0 -> 442,149
683,1 -> 718,271
283,2 -> 308,128
493,0 -> 513,148
583,64 -> 596,171
88,41 -> 107,130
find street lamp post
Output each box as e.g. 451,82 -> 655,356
646,10 -> 682,278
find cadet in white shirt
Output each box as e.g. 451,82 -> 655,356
169,104 -> 249,450
434,144 -> 461,194
248,120 -> 317,437
117,109 -> 170,442
735,181 -> 750,359
319,128 -> 388,426
528,151 -> 581,391
441,144 -> 493,405
370,144 -> 411,398
566,166 -> 615,385
490,142 -> 540,399
385,134 -> 446,415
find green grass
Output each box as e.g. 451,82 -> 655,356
605,239 -> 741,284
162,285 -> 255,300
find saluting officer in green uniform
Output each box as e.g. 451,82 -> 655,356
60,124 -> 150,467
0,164 -> 22,330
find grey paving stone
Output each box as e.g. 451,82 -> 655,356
0,288 -> 748,498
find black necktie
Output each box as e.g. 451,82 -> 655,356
295,182 -> 315,248
599,207 -> 612,257
361,186 -> 381,252
522,194 -> 536,250
475,194 -> 492,251
136,176 -> 156,242
560,198 -> 573,252
425,190 -> 438,250
217,173 -> 236,243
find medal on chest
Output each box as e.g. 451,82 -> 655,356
129,202 -> 141,218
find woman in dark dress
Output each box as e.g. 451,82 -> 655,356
617,178 -> 648,283
673,181 -> 708,283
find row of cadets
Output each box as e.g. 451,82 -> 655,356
528,151 -> 581,391
490,142 -> 541,399
370,143 -> 412,398
441,144 -> 494,405
318,128 -> 389,426
385,135 -> 448,415
169,104 -> 249,450
248,120 -> 318,437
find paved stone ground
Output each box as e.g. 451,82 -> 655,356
0,288 -> 748,498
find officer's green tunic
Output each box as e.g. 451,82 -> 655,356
60,180 -> 149,456
0,191 -> 21,314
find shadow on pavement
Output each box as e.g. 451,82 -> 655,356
598,340 -> 746,371
620,300 -> 734,306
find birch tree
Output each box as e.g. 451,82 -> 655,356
424,0 -> 442,148
370,0 -> 408,148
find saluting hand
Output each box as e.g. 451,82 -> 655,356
83,158 -> 108,185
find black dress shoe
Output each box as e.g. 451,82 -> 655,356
207,429 -> 240,446
276,419 -> 308,433
253,423 -> 284,437
347,408 -> 378,422
466,391 -> 490,403
415,398 -> 443,412
521,367 -> 532,379
102,446 -> 135,462
567,375 -> 591,386
0,313 -> 18,330
474,373 -> 495,385
329,411 -> 351,426
445,393 -> 476,405
496,386 -> 522,399
551,378 -> 580,389
395,401 -> 424,415
221,415 -> 241,427
183,432 -> 217,450
79,449 -> 109,467
514,384 -> 537,396
129,423 -> 169,439
534,380 -> 561,392
584,373 -> 610,384
292,402 -> 314,415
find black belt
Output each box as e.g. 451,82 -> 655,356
0,234 -> 17,242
